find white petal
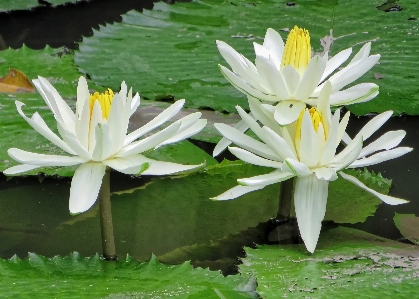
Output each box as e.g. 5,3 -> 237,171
125,99 -> 185,145
3,164 -> 42,175
294,174 -> 328,253
37,76 -> 76,130
217,40 -> 264,91
15,101 -> 76,155
91,123 -> 113,161
211,185 -> 266,201
75,97 -> 90,151
295,56 -> 327,101
248,97 -> 283,136
315,81 -> 332,130
107,92 -> 128,155
274,100 -> 306,126
327,55 -> 380,93
320,109 -> 340,165
161,119 -> 207,146
298,110 -> 318,167
337,111 -> 351,147
214,123 -> 280,161
281,158 -> 313,177
238,170 -> 294,186
229,147 -> 283,168
262,126 -> 297,161
354,111 -> 393,142
103,155 -> 150,175
213,119 -> 249,157
349,42 -> 371,64
320,48 -> 352,83
57,120 -> 91,160
76,76 -> 89,118
329,83 -> 379,106
117,121 -> 181,158
349,147 -> 413,168
331,136 -> 363,171
8,148 -> 85,166
339,172 -> 409,205
255,56 -> 289,100
281,65 -> 300,96
359,130 -> 406,158
219,65 -> 278,102
263,28 -> 284,70
236,106 -> 270,145
69,163 -> 106,214
313,167 -> 337,181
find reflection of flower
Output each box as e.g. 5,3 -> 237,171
4,76 -> 206,214
217,26 -> 380,125
212,82 -> 411,253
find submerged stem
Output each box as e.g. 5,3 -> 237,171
99,168 -> 116,260
276,178 -> 294,221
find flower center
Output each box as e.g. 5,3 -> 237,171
89,89 -> 114,119
281,25 -> 311,75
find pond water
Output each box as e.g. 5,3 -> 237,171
0,0 -> 418,278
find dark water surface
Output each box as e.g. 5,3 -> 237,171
0,0 -> 418,274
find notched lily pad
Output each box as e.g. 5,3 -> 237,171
0,252 -> 255,298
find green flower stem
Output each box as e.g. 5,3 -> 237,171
99,167 -> 117,260
276,178 -> 294,221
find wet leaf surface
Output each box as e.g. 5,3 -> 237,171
75,0 -> 419,116
241,227 -> 419,298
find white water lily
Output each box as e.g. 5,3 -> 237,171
211,81 -> 411,253
214,26 -> 380,156
4,76 -> 207,214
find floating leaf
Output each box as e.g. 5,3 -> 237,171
394,213 -> 419,245
0,68 -> 34,93
0,252 -> 255,298
241,227 -> 419,298
325,169 -> 390,224
75,0 -> 419,117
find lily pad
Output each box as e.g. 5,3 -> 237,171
240,226 -> 419,298
325,169 -> 390,224
0,252 -> 255,298
394,213 -> 419,245
0,0 -> 86,12
75,0 -> 419,118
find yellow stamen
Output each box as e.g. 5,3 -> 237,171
281,25 -> 311,75
89,89 -> 114,119
295,107 -> 328,150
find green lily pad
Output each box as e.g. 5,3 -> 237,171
325,169 -> 390,224
394,213 -> 419,245
75,0 -> 419,118
0,0 -> 85,12
0,252 -> 254,298
241,226 -> 419,298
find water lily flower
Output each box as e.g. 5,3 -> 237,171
214,26 -> 380,156
4,76 -> 207,214
211,81 -> 411,253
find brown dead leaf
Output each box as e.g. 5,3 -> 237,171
0,68 -> 35,93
